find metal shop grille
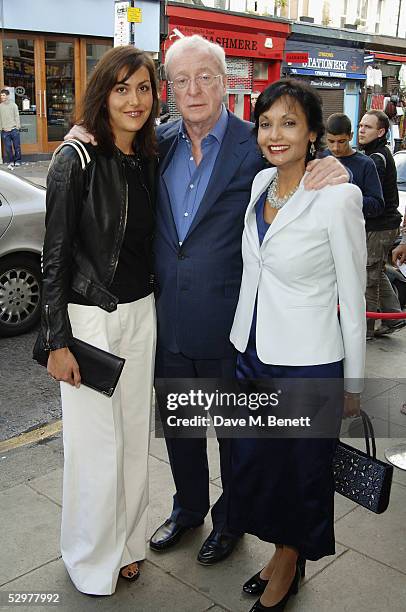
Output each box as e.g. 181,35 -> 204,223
318,89 -> 344,123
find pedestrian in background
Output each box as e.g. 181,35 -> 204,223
358,110 -> 405,338
229,80 -> 366,611
326,112 -> 384,218
0,88 -> 22,169
38,45 -> 158,595
392,232 -> 406,265
250,92 -> 260,122
158,99 -> 171,124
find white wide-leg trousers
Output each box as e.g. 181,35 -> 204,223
60,294 -> 156,595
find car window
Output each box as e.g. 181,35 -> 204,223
394,154 -> 406,182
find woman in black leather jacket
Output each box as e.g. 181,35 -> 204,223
40,46 -> 159,595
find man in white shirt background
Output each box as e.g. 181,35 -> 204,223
0,88 -> 22,169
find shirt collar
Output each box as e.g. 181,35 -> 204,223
178,105 -> 228,145
361,135 -> 388,154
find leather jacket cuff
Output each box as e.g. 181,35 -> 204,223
40,304 -> 73,351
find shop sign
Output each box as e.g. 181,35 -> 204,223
309,79 -> 344,89
286,52 -> 308,64
19,115 -> 37,145
289,67 -> 365,80
167,24 -> 284,59
128,7 -> 142,23
284,42 -> 365,79
114,1 -> 131,47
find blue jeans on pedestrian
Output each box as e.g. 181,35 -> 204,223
2,129 -> 21,164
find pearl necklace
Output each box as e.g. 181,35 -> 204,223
266,174 -> 300,210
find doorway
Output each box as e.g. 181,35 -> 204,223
227,91 -> 251,121
1,34 -> 112,154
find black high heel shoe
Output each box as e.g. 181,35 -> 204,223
243,557 -> 306,596
248,565 -> 301,611
243,571 -> 268,596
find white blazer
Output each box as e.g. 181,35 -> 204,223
230,167 -> 367,393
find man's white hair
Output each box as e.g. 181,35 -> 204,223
165,35 -> 226,78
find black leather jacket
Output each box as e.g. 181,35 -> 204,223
362,136 -> 402,231
40,143 -> 156,351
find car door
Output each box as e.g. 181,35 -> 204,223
0,192 -> 13,239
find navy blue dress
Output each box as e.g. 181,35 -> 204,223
228,191 -> 343,561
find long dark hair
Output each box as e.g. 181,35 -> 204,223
77,46 -> 159,158
254,79 -> 325,162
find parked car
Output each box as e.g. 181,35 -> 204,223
0,169 -> 45,336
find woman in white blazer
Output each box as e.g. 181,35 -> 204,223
228,80 -> 366,611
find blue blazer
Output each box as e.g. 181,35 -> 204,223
154,111 -> 265,359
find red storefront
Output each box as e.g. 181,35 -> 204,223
163,4 -> 290,122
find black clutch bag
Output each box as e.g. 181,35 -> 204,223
33,336 -> 125,398
333,410 -> 393,514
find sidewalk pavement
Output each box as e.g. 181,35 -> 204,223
10,160 -> 49,187
1,162 -> 406,611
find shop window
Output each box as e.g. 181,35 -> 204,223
346,81 -> 358,94
2,38 -> 37,145
45,41 -> 75,142
86,43 -> 113,81
360,0 -> 368,21
213,0 -> 230,9
253,61 -> 268,80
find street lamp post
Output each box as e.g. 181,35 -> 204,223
396,0 -> 402,37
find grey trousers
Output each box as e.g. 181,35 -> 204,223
366,228 -> 402,333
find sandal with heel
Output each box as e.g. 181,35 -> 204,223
119,562 -> 140,582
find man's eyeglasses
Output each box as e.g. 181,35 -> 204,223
168,74 -> 223,91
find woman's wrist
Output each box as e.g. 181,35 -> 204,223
344,391 -> 360,399
50,346 -> 70,354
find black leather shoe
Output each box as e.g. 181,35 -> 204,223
149,518 -> 203,551
197,530 -> 240,565
243,571 -> 269,596
243,558 -> 306,596
248,566 -> 300,611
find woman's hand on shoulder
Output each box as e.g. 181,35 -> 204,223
47,347 -> 81,388
304,156 -> 350,190
64,124 -> 97,146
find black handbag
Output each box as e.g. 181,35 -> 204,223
33,335 -> 125,398
333,410 -> 393,514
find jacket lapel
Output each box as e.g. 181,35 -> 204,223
158,120 -> 181,174
244,168 -> 276,249
183,112 -> 254,242
157,121 -> 182,246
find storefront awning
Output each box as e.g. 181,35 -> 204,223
286,67 -> 366,80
